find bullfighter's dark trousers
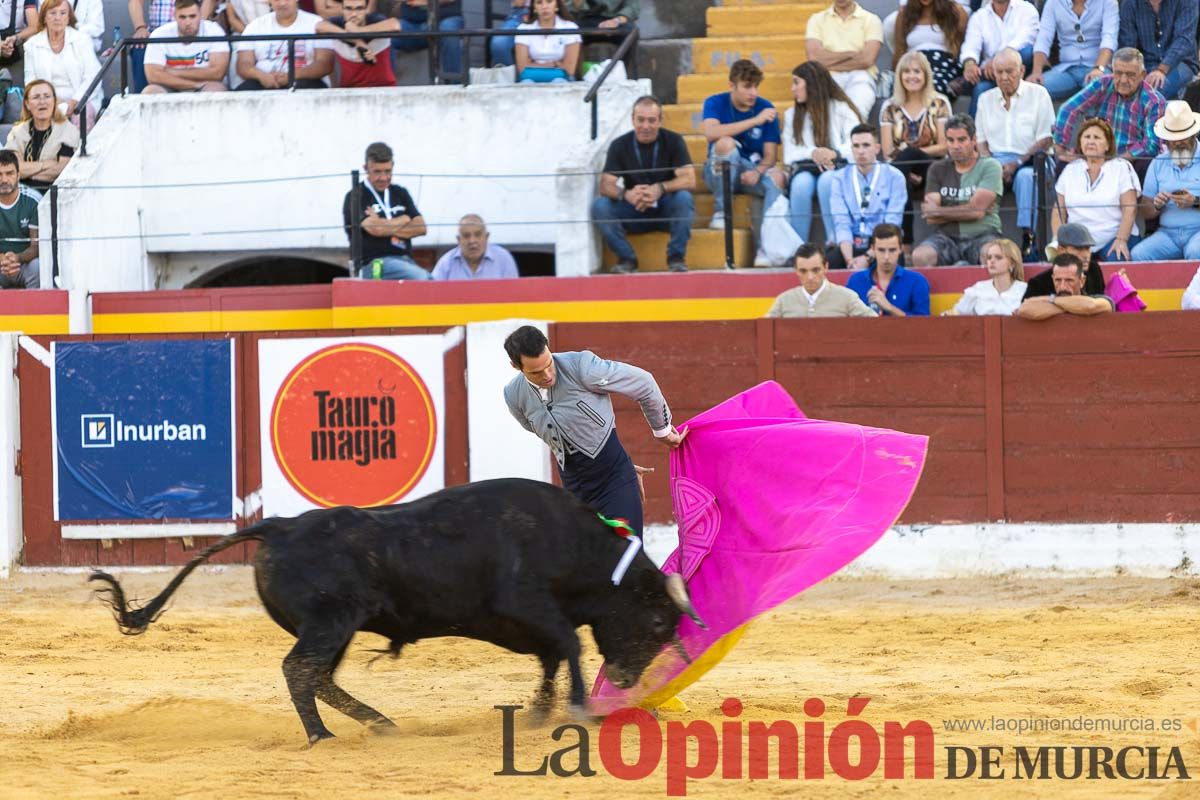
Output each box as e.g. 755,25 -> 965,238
560,430 -> 643,536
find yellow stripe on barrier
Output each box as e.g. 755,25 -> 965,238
0,315 -> 70,334
92,308 -> 334,333
332,298 -> 778,327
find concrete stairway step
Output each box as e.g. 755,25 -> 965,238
677,71 -> 796,104
706,4 -> 823,37
695,193 -> 754,228
664,100 -> 791,134
692,34 -> 807,74
602,228 -> 755,271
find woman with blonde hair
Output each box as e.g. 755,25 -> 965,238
1052,118 -> 1140,262
3,79 -> 79,190
23,0 -> 102,127
943,238 -> 1028,315
879,50 -> 951,243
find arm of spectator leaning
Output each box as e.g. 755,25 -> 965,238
127,0 -> 149,42
199,0 -> 216,22
560,40 -> 581,75
1097,0 -> 1118,57
294,40 -> 335,80
848,294 -> 878,317
920,189 -> 946,223
576,350 -> 672,435
1029,1 -> 1057,81
959,11 -> 982,67
514,41 -> 530,75
1015,296 -> 1065,320
18,4 -> 38,41
805,38 -> 854,70
921,112 -> 949,158
1181,267 -> 1200,311
1141,162 -> 1167,220
15,224 -> 38,265
1126,93 -> 1167,160
235,48 -> 272,86
1055,294 -> 1113,315
1106,187 -> 1138,260
700,106 -> 775,144
923,187 -> 996,222
1052,87 -> 1097,159
225,3 -> 247,33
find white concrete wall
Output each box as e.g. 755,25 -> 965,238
0,334 -> 22,578
50,82 -> 649,293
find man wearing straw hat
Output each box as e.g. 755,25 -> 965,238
1131,100 -> 1200,261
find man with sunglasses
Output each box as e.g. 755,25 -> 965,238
1117,0 -> 1198,102
318,0 -> 400,87
826,124 -> 906,271
1029,0 -> 1118,101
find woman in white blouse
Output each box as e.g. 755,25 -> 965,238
1052,118 -> 1140,262
770,61 -> 862,243
944,238 -> 1027,315
23,0 -> 102,126
515,0 -> 580,83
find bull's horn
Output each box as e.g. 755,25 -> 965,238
672,634 -> 693,665
665,573 -> 707,629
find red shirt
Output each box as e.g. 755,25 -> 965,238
337,53 -> 397,87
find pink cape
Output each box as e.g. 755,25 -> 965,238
591,381 -> 928,710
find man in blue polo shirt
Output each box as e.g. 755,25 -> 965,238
1131,101 -> 1200,261
847,223 -> 931,316
700,58 -> 783,267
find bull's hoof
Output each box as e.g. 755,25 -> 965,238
307,730 -> 336,747
368,718 -> 399,735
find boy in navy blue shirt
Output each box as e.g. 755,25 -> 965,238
847,223 -> 931,316
700,59 -> 784,266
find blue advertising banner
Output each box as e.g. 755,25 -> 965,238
52,340 -> 236,521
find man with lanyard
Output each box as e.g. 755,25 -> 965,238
341,141 -> 431,281
847,223 -> 931,316
592,95 -> 696,274
826,123 -> 907,271
502,325 -> 685,536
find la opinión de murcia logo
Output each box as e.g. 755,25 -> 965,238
495,698 -> 1191,795
81,413 -> 207,449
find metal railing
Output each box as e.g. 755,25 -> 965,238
76,25 -> 639,155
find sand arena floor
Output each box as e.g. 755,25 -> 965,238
1,569 -> 1198,799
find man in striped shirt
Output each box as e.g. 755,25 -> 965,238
1052,47 -> 1166,176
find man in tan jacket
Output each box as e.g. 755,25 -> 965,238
765,243 -> 877,318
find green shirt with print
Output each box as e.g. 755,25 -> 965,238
0,188 -> 40,254
926,156 -> 1003,240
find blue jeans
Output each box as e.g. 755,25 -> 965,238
703,151 -> 783,246
131,46 -> 148,94
1157,62 -> 1197,101
1042,62 -> 1092,101
488,9 -> 526,67
1095,235 -> 1141,263
990,151 -> 1039,230
968,45 -> 1032,116
787,169 -> 837,243
1130,226 -> 1200,260
591,191 -> 695,262
394,15 -> 464,76
360,255 -> 431,280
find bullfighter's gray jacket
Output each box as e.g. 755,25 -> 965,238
504,350 -> 672,468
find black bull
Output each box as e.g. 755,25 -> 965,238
90,478 -> 705,744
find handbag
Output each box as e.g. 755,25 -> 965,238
789,157 -> 847,179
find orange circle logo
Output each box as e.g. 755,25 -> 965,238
270,343 -> 436,508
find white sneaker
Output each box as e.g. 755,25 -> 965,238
708,215 -> 725,230
754,249 -> 771,268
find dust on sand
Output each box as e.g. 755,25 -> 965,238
1,569 -> 1198,799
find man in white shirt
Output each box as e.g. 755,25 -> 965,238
975,47 -> 1053,256
765,243 -> 877,318
957,0 -> 1040,115
234,0 -> 334,90
142,0 -> 229,93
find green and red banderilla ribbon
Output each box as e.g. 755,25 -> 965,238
599,513 -> 642,585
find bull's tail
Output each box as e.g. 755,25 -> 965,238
89,523 -> 273,636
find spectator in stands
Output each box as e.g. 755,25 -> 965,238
514,0 -> 579,83
913,114 -> 1003,267
942,237 -> 1027,315
701,59 -> 782,269
774,61 -> 861,245
956,0 -> 1040,115
1052,48 -> 1167,176
23,0 -> 100,126
129,0 -> 209,92
489,0 -> 530,67
974,47 -> 1054,258
236,0 -> 334,90
593,95 -> 694,273
567,0 -> 636,65
317,0 -> 399,88
390,0 -> 464,79
1183,265 -> 1200,309
1052,118 -> 1140,262
765,242 -> 876,318
804,0 -> 882,122
142,0 -> 228,94
22,0 -> 102,51
0,150 -> 39,289
3,79 -> 77,190
1118,0 -> 1198,102
827,124 -> 907,271
1015,253 -> 1114,318
1024,222 -> 1105,298
1,0 -> 31,59
847,223 -> 930,316
1132,102 -> 1200,261
892,0 -> 967,98
880,51 -> 951,244
431,214 -> 519,280
883,0 -> 970,53
1030,0 -> 1119,101
342,141 -> 431,281
225,0 -> 270,33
